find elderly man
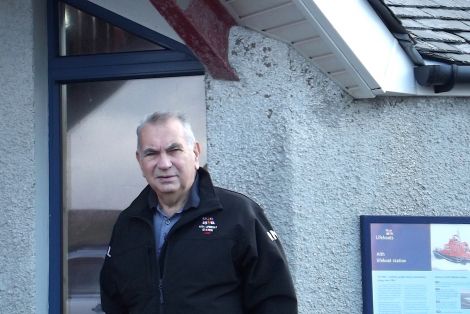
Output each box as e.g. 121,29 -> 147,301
100,112 -> 297,314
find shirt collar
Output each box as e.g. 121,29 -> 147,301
148,173 -> 200,213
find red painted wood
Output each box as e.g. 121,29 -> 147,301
150,0 -> 239,80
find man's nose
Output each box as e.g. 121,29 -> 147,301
157,153 -> 172,169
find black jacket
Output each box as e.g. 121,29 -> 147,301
100,168 -> 297,314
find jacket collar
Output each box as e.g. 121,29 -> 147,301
127,168 -> 222,225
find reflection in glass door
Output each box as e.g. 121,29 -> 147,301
61,76 -> 205,314
58,2 -> 164,56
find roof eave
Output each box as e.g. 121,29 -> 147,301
301,0 -> 470,97
297,0 -> 422,98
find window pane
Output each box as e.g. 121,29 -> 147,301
58,2 -> 164,56
62,76 -> 206,314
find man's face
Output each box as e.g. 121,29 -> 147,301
136,119 -> 200,202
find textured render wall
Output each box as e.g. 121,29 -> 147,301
0,1 -> 45,313
206,27 -> 470,313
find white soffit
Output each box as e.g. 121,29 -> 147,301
222,0 -> 418,98
303,0 -> 417,96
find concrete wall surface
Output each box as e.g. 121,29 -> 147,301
0,0 -> 36,312
0,0 -> 48,313
2,2 -> 470,312
206,26 -> 470,313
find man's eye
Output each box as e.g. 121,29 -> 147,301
144,151 -> 156,157
168,146 -> 183,152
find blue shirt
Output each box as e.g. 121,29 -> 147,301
149,175 -> 200,257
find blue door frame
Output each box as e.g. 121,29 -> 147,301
47,1 -> 204,312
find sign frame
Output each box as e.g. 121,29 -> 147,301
361,215 -> 470,314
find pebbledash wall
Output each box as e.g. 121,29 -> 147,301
0,0 -> 49,313
206,27 -> 470,313
2,1 -> 470,313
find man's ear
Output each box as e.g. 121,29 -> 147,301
136,151 -> 145,177
136,150 -> 143,167
193,142 -> 201,169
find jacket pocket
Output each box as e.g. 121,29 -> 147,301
170,238 -> 237,281
162,237 -> 241,312
111,245 -> 155,306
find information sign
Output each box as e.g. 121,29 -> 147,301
361,216 -> 470,314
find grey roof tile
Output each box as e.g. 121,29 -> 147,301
418,52 -> 470,64
415,40 -> 462,53
409,29 -> 466,43
382,0 -> 470,65
400,18 -> 427,28
421,8 -> 470,20
440,53 -> 470,65
430,41 -> 463,52
437,0 -> 470,9
384,0 -> 440,7
387,7 -> 432,18
442,53 -> 470,63
413,18 -> 470,31
452,43 -> 470,53
414,40 -> 443,51
455,31 -> 470,41
421,52 -> 454,62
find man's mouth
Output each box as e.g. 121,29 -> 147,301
157,174 -> 177,180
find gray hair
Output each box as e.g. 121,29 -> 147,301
136,112 -> 196,151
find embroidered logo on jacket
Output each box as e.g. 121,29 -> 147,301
199,217 -> 218,235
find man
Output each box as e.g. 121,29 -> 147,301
100,112 -> 297,314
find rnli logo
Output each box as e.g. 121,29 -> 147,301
376,228 -> 394,240
199,217 -> 218,235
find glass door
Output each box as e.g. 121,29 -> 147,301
61,76 -> 206,314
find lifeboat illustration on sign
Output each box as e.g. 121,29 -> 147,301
433,234 -> 470,264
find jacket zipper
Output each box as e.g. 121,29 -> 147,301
133,206 -> 220,314
159,241 -> 168,310
132,216 -> 163,312
159,281 -> 164,303
158,277 -> 165,314
147,247 -> 163,307
159,281 -> 164,314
